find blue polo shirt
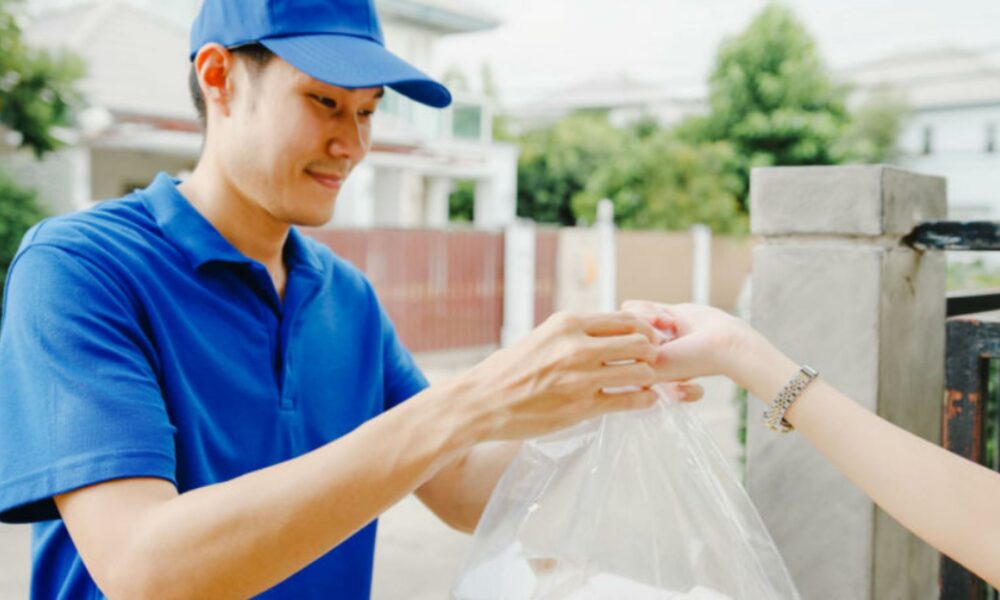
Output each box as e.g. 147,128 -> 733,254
0,173 -> 429,599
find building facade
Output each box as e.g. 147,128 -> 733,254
847,47 -> 1000,220
7,0 -> 517,228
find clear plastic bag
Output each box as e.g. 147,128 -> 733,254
451,388 -> 800,600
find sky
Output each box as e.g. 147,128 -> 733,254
435,0 -> 1000,105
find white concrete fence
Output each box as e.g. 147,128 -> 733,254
747,165 -> 948,599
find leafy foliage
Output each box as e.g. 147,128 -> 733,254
515,112 -> 627,226
0,0 -> 82,312
0,0 -> 84,157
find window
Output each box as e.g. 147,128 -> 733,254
452,104 -> 483,141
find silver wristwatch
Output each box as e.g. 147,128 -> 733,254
763,365 -> 819,433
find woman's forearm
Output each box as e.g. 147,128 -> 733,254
733,336 -> 1000,587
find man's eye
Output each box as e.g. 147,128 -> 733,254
311,95 -> 337,109
359,109 -> 375,118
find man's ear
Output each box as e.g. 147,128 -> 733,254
193,43 -> 237,119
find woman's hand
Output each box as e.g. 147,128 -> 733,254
621,300 -> 773,387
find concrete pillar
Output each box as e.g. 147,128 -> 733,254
747,165 -> 947,600
596,199 -> 617,312
501,219 -> 536,347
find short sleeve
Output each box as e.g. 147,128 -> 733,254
0,245 -> 177,523
379,304 -> 429,411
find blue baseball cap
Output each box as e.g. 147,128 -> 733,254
189,0 -> 452,108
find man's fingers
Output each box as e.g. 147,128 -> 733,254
595,387 -> 659,413
592,361 -> 657,391
591,333 -> 658,365
582,311 -> 659,344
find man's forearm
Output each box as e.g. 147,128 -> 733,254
417,440 -> 522,533
98,384 -> 475,599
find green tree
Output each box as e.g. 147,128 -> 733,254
680,3 -> 850,208
836,88 -> 910,164
448,180 -> 475,223
516,111 -> 627,225
0,0 -> 83,302
0,174 -> 46,285
572,130 -> 747,234
1,0 -> 84,157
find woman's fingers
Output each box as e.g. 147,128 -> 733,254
621,300 -> 677,334
659,381 -> 705,403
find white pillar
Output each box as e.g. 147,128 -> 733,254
501,219 -> 536,347
425,176 -> 451,228
398,172 -> 424,227
690,224 -> 712,305
474,143 -> 519,229
597,199 -> 616,312
333,163 -> 375,227
748,165 -> 947,599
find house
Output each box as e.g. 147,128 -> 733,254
5,0 -> 518,228
501,71 -> 705,135
846,47 -> 1000,220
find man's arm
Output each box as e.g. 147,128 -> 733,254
415,441 -> 522,533
57,384 -> 468,599
56,311 -> 662,599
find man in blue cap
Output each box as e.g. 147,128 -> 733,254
0,1 -> 696,597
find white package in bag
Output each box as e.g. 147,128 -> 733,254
451,388 -> 800,600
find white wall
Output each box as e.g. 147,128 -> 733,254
899,103 -> 1000,219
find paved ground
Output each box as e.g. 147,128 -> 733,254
0,349 -> 743,599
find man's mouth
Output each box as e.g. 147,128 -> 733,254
306,169 -> 346,189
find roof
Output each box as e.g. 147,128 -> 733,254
844,47 -> 1000,110
377,0 -> 501,33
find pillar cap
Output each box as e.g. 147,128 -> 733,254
750,165 -> 947,236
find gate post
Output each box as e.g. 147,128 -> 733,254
747,165 -> 947,599
501,219 -> 536,347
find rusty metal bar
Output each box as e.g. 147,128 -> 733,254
942,315 -> 997,599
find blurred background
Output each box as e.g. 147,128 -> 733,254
2,0 -> 1000,597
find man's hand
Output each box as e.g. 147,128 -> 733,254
451,311 -> 672,442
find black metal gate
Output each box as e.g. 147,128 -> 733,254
907,221 -> 1000,599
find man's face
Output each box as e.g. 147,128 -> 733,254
215,56 -> 383,227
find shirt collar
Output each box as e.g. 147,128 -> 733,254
140,172 -> 323,273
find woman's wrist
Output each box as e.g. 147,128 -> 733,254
725,327 -> 800,405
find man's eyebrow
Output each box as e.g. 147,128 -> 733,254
374,88 -> 385,99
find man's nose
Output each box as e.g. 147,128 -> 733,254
327,114 -> 370,163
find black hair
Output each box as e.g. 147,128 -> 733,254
188,43 -> 276,126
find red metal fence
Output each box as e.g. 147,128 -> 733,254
306,228 -> 506,353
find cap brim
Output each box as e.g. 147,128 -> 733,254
261,35 -> 452,108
